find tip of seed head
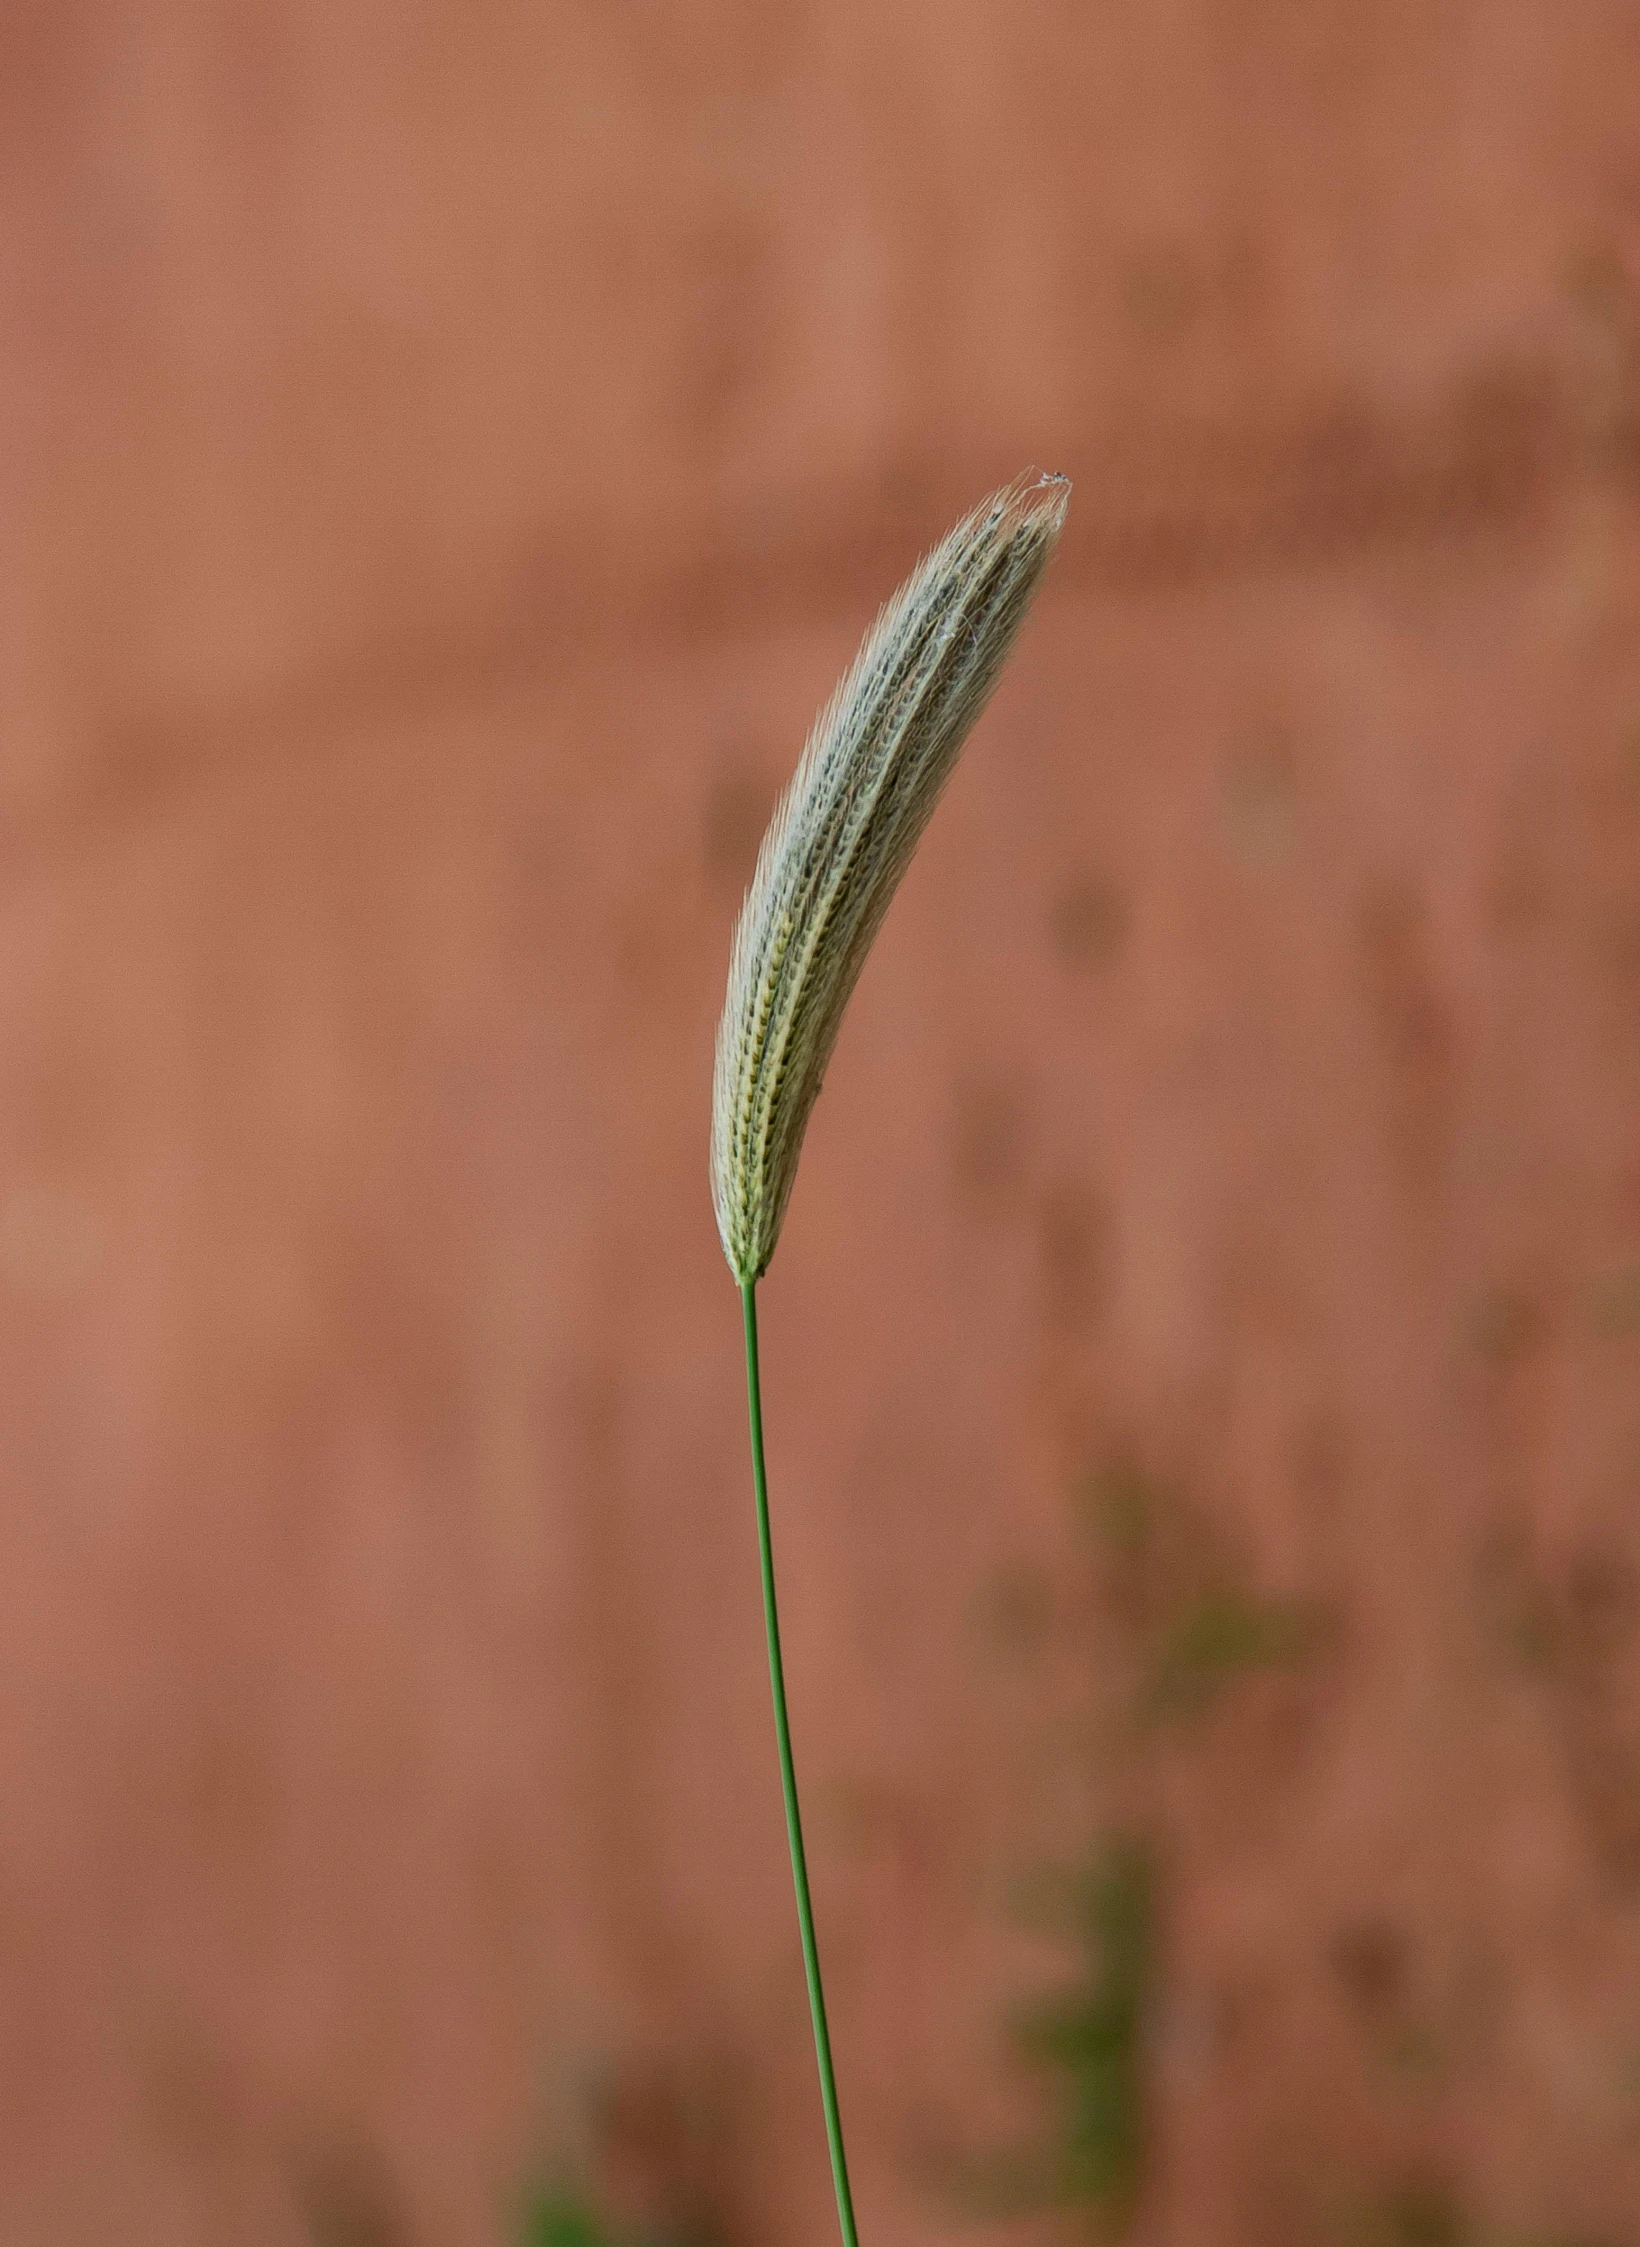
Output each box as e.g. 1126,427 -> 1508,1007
993,467 -> 1072,542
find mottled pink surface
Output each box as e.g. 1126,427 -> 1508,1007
5,6 -> 1640,2244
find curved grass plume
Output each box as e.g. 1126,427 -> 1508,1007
710,471 -> 1069,2247
712,470 -> 1070,1286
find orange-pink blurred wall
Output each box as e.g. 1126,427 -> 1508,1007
5,5 -> 1640,2243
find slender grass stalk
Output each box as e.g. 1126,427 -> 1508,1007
713,472 -> 1069,2245
741,1280 -> 859,2247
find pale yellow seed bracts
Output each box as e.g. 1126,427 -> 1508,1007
711,470 -> 1070,1282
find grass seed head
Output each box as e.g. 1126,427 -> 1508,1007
711,469 -> 1070,1283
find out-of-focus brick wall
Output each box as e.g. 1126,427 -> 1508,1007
5,5 -> 1640,2243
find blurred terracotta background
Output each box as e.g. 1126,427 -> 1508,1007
6,4 -> 1640,2243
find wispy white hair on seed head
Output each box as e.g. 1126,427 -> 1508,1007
711,469 -> 1071,1284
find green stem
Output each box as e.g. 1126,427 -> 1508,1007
740,1280 -> 861,2247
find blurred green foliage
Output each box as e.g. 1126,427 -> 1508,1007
516,2180 -> 704,2247
1145,1588 -> 1315,1716
966,1839 -> 1156,2237
1343,2176 -> 1625,2247
1078,1457 -> 1324,1720
521,2189 -> 624,2247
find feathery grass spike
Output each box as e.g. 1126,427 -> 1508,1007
711,473 -> 1068,2247
712,469 -> 1070,1283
